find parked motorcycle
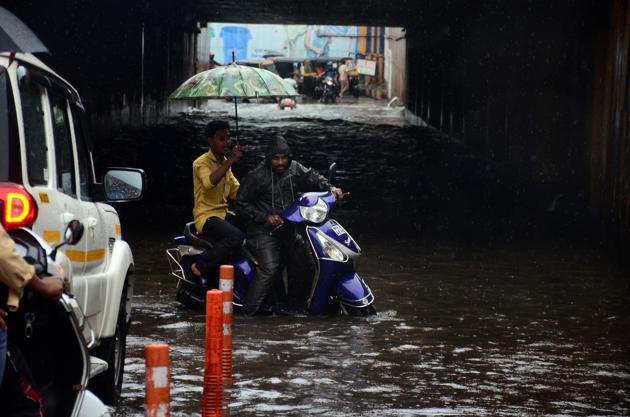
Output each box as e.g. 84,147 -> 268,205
348,76 -> 360,98
320,76 -> 338,104
1,221 -> 110,417
166,164 -> 376,316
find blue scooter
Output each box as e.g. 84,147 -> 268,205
166,165 -> 375,316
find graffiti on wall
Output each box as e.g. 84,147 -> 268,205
208,23 -> 362,63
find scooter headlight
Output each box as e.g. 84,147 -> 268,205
299,198 -> 329,223
316,232 -> 347,262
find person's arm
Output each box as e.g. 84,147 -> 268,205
28,275 -> 66,299
0,227 -> 66,312
304,28 -> 316,54
227,170 -> 240,201
235,173 -> 269,225
205,145 -> 245,187
0,226 -> 35,311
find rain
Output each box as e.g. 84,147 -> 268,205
1,1 -> 629,417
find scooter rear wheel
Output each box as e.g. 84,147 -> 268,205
176,280 -> 208,311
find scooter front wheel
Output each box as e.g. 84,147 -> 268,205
346,304 -> 376,317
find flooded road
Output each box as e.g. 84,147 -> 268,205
106,101 -> 630,416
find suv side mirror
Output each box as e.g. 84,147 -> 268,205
103,168 -> 146,202
327,162 -> 337,183
51,219 -> 84,261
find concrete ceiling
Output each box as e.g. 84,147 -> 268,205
188,0 -> 422,26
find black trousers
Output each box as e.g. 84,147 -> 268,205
244,227 -> 315,316
196,216 -> 244,276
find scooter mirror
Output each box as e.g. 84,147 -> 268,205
328,162 -> 337,183
64,219 -> 84,245
51,220 -> 84,261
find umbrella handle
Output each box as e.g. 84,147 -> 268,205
234,97 -> 239,144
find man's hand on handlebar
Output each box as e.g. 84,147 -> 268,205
266,214 -> 284,227
331,187 -> 344,200
28,276 -> 68,300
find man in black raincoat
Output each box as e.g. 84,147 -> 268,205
236,135 -> 343,315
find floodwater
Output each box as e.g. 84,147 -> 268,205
109,99 -> 630,416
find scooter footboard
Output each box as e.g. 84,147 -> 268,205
166,246 -> 203,285
334,272 -> 374,308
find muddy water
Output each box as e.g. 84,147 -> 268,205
108,101 -> 630,416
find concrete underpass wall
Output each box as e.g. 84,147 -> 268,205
6,0 -> 626,245
4,0 -> 200,130
591,0 -> 630,248
404,1 -> 610,229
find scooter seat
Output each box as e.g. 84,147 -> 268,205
184,221 -> 213,249
184,221 -> 259,266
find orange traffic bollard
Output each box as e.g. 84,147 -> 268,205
202,289 -> 223,417
219,265 -> 234,384
145,343 -> 170,417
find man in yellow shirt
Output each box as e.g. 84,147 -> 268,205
190,121 -> 245,278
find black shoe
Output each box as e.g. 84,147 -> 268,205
185,264 -> 208,287
244,304 -> 273,316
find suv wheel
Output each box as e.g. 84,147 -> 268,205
90,277 -> 130,404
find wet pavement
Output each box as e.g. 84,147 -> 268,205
105,100 -> 630,416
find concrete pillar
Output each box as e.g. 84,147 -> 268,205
384,27 -> 406,105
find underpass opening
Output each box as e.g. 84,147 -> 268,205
169,22 -> 408,118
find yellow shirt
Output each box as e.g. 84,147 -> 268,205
192,150 -> 240,232
0,225 -> 34,311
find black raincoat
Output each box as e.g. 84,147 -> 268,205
235,135 -> 332,235
235,135 -> 332,315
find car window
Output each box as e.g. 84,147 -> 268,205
18,67 -> 49,186
0,66 -> 20,182
70,105 -> 92,200
49,93 -> 76,196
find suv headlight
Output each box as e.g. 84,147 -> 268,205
299,198 -> 329,223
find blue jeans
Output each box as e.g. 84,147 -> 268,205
0,328 -> 7,386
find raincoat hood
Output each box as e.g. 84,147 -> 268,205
265,135 -> 293,165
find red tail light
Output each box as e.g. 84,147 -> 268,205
0,183 -> 38,229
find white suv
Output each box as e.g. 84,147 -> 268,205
0,52 -> 145,403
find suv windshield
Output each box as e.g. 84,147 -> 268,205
0,65 -> 20,182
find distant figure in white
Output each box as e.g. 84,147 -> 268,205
338,61 -> 349,98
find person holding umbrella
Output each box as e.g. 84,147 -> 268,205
190,120 -> 246,279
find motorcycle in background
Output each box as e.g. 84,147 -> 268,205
320,76 -> 338,104
1,220 -> 110,417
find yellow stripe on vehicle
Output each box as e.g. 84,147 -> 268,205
115,224 -> 121,236
43,230 -> 60,243
38,192 -> 50,204
66,249 -> 106,262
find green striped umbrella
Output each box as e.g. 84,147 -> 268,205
169,62 -> 298,143
169,63 -> 298,141
170,62 -> 297,99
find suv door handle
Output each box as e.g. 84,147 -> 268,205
86,217 -> 98,228
62,212 -> 75,224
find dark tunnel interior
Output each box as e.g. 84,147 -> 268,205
3,0 -> 629,253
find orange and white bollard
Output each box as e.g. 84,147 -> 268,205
145,343 -> 170,417
202,289 -> 223,417
219,265 -> 234,384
